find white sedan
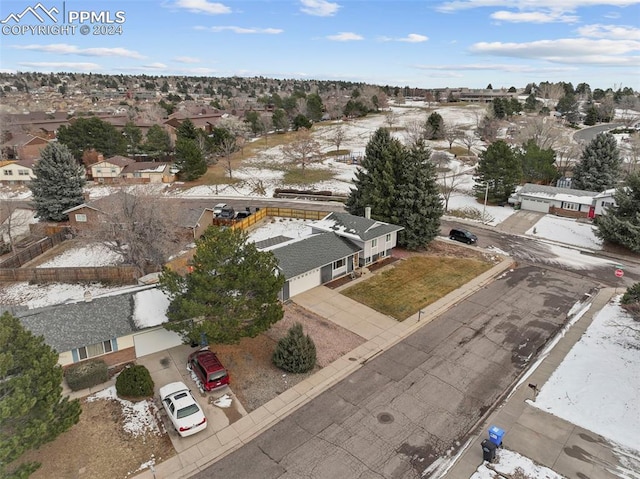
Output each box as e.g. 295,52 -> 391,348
159,381 -> 208,437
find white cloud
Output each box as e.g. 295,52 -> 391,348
413,62 -> 575,73
577,23 -> 640,40
174,0 -> 231,14
173,56 -> 201,63
327,32 -> 363,41
300,0 -> 340,17
437,0 -> 639,13
18,62 -> 101,71
13,44 -> 144,59
199,25 -> 283,34
490,10 -> 579,23
470,38 -> 640,65
398,33 -> 429,43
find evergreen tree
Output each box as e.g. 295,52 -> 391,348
174,138 -> 207,181
29,143 -> 86,221
272,108 -> 288,132
144,124 -> 172,158
346,128 -> 443,249
594,173 -> 640,253
159,227 -> 285,344
517,139 -> 559,185
426,112 -> 444,139
293,114 -> 312,131
394,141 -> 444,248
474,140 -> 522,203
305,93 -> 324,122
272,323 -> 317,373
583,105 -> 598,126
0,312 -> 81,478
176,118 -> 199,140
524,93 -> 540,112
556,93 -> 580,124
572,132 -> 622,191
56,116 -> 127,160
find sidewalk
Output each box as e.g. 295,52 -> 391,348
441,287 -> 622,479
134,257 -> 515,479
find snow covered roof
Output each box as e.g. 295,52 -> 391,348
312,212 -> 403,242
517,183 -> 600,205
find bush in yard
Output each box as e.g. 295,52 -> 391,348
272,323 -> 317,373
621,282 -> 640,320
115,364 -> 154,399
65,359 -> 109,391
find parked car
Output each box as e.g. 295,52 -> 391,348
159,381 -> 207,437
187,348 -> 230,391
235,209 -> 251,219
213,203 -> 235,219
449,228 -> 478,245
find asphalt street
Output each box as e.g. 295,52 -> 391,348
192,264 -> 599,479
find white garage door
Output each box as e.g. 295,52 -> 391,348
289,268 -> 322,297
134,327 -> 183,358
522,197 -> 550,213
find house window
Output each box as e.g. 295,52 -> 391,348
564,202 -> 579,211
77,340 -> 114,360
371,238 -> 378,248
3,170 -> 13,176
18,169 -> 29,176
75,213 -> 87,222
111,169 -> 116,174
133,172 -> 142,178
96,169 -> 102,173
386,233 -> 391,242
601,201 -> 614,208
333,258 -> 345,269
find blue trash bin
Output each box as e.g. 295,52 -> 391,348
488,425 -> 505,447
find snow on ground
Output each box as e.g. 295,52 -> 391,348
0,281 -> 132,309
445,192 -> 517,226
527,215 -> 603,250
542,244 -> 616,270
532,297 -> 640,452
37,242 -> 123,268
132,288 -> 170,328
470,448 -> 566,479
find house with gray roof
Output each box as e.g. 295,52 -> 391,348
16,286 -> 181,367
509,183 -> 612,218
260,212 -> 403,301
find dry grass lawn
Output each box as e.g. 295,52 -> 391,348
342,255 -> 493,320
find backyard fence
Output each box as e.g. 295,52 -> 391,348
0,230 -> 70,269
0,265 -> 140,284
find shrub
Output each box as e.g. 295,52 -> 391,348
272,323 -> 317,373
65,359 -> 108,391
621,282 -> 640,319
115,364 -> 154,399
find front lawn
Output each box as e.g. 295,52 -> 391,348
342,256 -> 493,320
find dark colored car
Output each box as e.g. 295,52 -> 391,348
187,349 -> 230,391
235,210 -> 251,219
213,203 -> 235,219
449,228 -> 478,245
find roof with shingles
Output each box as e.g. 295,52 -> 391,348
270,232 -> 361,279
17,293 -> 137,353
312,212 -> 403,242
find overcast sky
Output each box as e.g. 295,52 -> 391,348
1,0 -> 639,91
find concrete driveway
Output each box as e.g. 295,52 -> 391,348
137,344 -> 247,453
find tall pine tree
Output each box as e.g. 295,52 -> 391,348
572,132 -> 622,191
594,173 -> 640,253
474,140 -> 522,203
29,142 -> 86,221
346,128 -> 443,249
174,119 -> 207,181
1,312 -> 81,478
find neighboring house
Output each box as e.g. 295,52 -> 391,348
119,161 -> 174,184
1,133 -> 49,161
16,286 -> 181,368
0,159 -> 37,184
90,156 -> 135,183
260,212 -> 403,301
510,183 -> 601,218
180,207 -> 215,239
593,189 -> 617,216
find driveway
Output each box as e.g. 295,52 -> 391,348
137,345 -> 247,453
494,210 -> 545,235
191,264 -> 599,479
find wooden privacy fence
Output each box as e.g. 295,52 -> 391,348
0,266 -> 140,284
213,207 -> 330,231
0,230 -> 69,269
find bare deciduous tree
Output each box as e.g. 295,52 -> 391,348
458,131 -> 480,154
514,116 -> 566,150
439,164 -> 469,212
384,111 -> 398,129
617,96 -> 640,127
555,140 -> 581,177
220,135 -> 238,179
282,128 -> 322,174
79,190 -> 184,274
328,125 -> 347,154
403,119 -> 427,147
442,123 -> 462,150
0,202 -> 33,254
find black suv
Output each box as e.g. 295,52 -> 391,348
449,228 -> 478,245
